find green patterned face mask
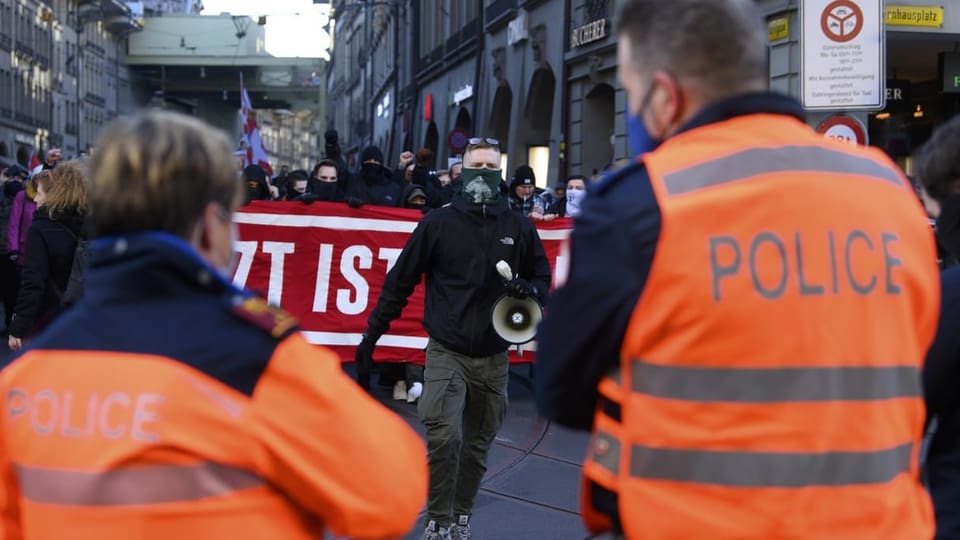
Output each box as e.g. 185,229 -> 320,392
461,168 -> 502,204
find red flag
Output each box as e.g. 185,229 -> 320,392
240,79 -> 273,176
28,151 -> 42,176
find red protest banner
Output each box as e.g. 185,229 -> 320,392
233,201 -> 572,364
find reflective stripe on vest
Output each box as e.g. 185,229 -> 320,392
15,462 -> 264,506
631,358 -> 922,403
629,442 -> 913,487
661,145 -> 905,196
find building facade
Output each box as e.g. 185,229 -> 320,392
327,0 -> 629,186
759,0 -> 960,175
128,13 -> 326,173
0,0 -> 140,166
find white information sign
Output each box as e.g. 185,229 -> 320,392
801,0 -> 885,110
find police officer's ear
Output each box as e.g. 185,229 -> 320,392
193,201 -> 235,272
646,70 -> 686,140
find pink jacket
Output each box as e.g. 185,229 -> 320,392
8,190 -> 36,264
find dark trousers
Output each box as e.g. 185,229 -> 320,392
418,339 -> 509,527
0,258 -> 20,331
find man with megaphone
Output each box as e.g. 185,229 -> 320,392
355,137 -> 551,540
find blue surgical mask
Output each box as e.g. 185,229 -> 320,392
627,113 -> 658,157
627,79 -> 661,157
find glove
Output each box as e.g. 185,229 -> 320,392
346,196 -> 364,209
298,192 -> 319,205
415,148 -> 433,167
354,335 -> 377,390
507,277 -> 537,299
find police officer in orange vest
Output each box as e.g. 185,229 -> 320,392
0,111 -> 428,539
535,1 -> 939,538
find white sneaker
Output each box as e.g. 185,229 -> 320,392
422,520 -> 450,540
450,514 -> 471,539
407,382 -> 423,403
393,380 -> 407,401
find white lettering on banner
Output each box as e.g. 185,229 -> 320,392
338,245 -> 373,315
262,242 -> 295,305
233,207 -> 574,363
313,243 -> 335,313
378,247 -> 402,273
233,241 -> 259,288
236,237 -> 573,316
8,388 -> 165,441
554,239 -> 570,288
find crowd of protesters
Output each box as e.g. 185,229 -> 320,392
245,130 -> 589,221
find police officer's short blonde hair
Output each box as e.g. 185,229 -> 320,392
88,111 -> 241,238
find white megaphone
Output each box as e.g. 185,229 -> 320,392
491,260 -> 543,345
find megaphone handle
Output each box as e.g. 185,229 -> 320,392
496,260 -> 513,281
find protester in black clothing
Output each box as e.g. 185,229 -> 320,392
409,148 -> 446,208
342,146 -> 401,207
8,161 -> 87,349
269,165 -> 290,200
305,159 -> 345,203
284,170 -> 310,201
0,167 -> 22,331
243,164 -> 272,204
355,138 -> 550,538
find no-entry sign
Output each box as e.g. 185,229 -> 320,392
801,0 -> 885,110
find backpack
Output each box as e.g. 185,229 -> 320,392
59,223 -> 90,307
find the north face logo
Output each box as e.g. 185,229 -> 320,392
500,237 -> 514,245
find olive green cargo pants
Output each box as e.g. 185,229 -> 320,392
418,339 -> 509,527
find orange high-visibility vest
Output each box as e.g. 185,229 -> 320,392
0,334 -> 428,539
583,113 -> 938,540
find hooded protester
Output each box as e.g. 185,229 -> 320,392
243,165 -> 271,204
343,146 -> 402,207
283,170 -> 311,201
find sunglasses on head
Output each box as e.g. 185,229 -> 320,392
467,137 -> 500,146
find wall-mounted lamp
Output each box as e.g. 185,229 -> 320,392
914,104 -> 924,119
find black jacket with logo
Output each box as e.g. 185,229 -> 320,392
366,192 -> 551,358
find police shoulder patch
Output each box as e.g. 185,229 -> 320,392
230,296 -> 299,339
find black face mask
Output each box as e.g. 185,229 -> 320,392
937,194 -> 960,259
361,163 -> 382,183
314,182 -> 339,201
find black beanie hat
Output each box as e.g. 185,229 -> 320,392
242,164 -> 267,183
514,165 -> 536,185
360,146 -> 384,164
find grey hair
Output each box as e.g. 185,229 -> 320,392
615,0 -> 768,99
